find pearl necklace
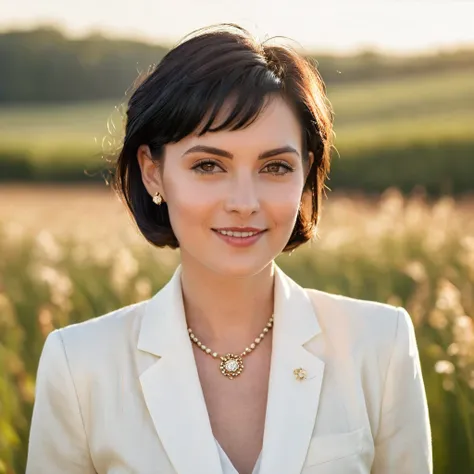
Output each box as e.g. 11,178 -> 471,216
187,315 -> 274,380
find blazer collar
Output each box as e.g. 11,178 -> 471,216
138,262 -> 325,474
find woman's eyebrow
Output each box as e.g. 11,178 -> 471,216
181,145 -> 299,160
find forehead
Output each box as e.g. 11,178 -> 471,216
172,95 -> 303,154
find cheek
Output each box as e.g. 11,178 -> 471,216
165,179 -> 217,232
264,182 -> 303,226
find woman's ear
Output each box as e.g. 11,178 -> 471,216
137,145 -> 165,199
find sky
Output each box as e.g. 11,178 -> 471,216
1,0 -> 474,53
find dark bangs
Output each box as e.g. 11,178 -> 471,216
113,24 -> 334,251
124,30 -> 284,152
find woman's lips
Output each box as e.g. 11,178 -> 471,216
212,229 -> 266,248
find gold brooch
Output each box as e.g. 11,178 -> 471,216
293,367 -> 307,381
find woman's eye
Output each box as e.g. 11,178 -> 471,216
191,159 -> 294,175
262,162 -> 294,175
191,160 -> 224,174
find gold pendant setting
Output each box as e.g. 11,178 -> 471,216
220,353 -> 244,380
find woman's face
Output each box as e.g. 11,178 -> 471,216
139,95 -> 313,277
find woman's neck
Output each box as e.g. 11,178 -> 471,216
179,258 -> 275,354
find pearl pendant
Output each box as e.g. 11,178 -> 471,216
220,353 -> 244,380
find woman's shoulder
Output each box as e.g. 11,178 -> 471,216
303,287 -> 410,354
34,299 -> 153,423
51,298 -> 149,362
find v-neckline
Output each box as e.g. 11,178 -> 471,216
214,437 -> 262,474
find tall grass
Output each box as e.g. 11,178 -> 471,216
0,188 -> 473,473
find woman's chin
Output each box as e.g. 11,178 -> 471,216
204,257 -> 274,279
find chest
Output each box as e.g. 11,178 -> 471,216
193,341 -> 272,474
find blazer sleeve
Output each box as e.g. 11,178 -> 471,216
371,307 -> 433,473
26,329 -> 96,474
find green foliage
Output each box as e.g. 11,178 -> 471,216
0,28 -> 168,103
1,27 -> 474,103
331,141 -> 474,195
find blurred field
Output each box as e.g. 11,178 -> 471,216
330,68 -> 474,150
0,68 -> 473,163
0,100 -> 120,165
1,185 -> 474,473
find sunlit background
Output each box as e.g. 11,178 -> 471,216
0,1 -> 473,473
3,0 -> 474,53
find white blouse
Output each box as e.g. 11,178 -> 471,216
215,439 -> 262,474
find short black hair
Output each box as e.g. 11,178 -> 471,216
113,23 -> 334,252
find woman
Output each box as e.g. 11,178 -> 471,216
26,24 -> 432,474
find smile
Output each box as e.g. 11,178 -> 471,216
211,228 -> 266,248
214,229 -> 260,238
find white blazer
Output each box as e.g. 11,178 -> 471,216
26,263 -> 432,474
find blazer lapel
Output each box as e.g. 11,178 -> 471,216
258,264 -> 325,474
137,262 -> 325,474
137,265 -> 222,474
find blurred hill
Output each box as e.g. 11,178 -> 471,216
1,26 -> 474,103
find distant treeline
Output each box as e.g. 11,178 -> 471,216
1,27 -> 474,103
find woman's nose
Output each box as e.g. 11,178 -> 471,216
223,175 -> 260,216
